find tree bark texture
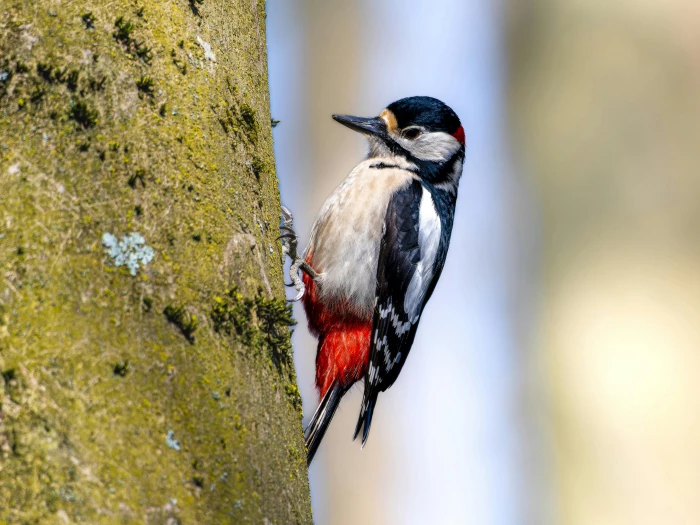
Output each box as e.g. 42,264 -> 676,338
0,1 -> 312,523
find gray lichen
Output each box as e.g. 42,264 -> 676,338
166,430 -> 181,451
196,36 -> 216,62
102,232 -> 155,275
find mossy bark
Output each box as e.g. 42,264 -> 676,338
0,1 -> 312,523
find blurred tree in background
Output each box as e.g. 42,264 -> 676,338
508,1 -> 700,523
0,1 -> 311,523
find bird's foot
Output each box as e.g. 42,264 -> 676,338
279,206 -> 318,301
279,206 -> 298,261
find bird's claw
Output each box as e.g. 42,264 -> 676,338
280,205 -> 308,301
287,256 -> 307,302
281,205 -> 294,226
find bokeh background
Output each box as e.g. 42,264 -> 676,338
267,0 -> 700,524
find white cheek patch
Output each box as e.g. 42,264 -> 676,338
400,131 -> 462,162
404,187 -> 441,320
451,157 -> 463,182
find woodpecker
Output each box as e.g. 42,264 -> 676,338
281,96 -> 465,465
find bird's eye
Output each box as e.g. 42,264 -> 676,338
402,127 -> 422,140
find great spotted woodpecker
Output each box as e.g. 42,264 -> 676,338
281,96 -> 465,465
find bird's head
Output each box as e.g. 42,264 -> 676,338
333,96 -> 465,186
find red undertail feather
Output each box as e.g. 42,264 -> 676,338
302,258 -> 372,398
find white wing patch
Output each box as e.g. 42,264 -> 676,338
404,187 -> 441,321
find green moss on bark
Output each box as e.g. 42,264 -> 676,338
0,1 -> 312,523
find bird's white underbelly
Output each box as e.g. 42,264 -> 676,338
306,159 -> 415,318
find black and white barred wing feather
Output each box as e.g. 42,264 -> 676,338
354,179 -> 446,445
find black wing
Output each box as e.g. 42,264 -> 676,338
354,179 -> 446,445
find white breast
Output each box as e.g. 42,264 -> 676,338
305,158 -> 415,318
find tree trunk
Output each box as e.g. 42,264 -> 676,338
0,1 -> 312,523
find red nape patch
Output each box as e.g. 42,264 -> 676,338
452,125 -> 466,145
302,261 -> 372,398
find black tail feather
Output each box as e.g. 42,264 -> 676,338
352,387 -> 378,447
305,383 -> 346,465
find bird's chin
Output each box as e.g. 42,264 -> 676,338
367,136 -> 393,158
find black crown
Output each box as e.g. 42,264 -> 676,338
386,96 -> 461,134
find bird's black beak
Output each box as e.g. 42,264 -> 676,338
332,114 -> 387,138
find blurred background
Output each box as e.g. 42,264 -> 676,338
267,0 -> 700,524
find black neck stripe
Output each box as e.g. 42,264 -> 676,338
370,161 -> 420,174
